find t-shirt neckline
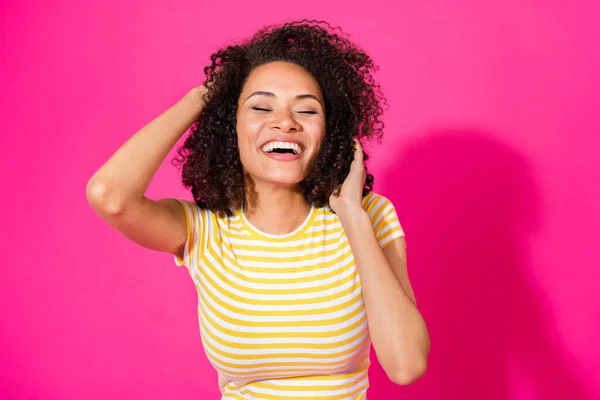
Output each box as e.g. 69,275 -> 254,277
240,204 -> 316,239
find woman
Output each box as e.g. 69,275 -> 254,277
87,20 -> 430,399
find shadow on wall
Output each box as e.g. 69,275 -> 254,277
367,131 -> 590,400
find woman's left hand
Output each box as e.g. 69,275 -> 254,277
329,139 -> 366,216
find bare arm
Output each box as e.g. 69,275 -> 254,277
340,212 -> 430,385
86,87 -> 206,258
330,141 -> 430,385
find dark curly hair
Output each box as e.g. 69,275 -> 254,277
174,20 -> 386,217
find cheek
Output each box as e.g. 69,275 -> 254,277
235,120 -> 262,170
310,123 -> 326,148
235,124 -> 252,151
237,116 -> 264,142
236,136 -> 254,168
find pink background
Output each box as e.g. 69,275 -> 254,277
1,1 -> 599,399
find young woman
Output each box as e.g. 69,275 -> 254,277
87,20 -> 430,399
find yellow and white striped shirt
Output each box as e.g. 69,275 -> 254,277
175,192 -> 404,399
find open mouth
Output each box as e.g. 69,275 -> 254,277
260,141 -> 304,156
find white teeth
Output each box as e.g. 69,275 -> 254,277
260,141 -> 304,155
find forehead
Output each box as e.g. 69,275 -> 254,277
242,61 -> 322,95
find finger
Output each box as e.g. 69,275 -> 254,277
333,185 -> 342,196
352,139 -> 364,166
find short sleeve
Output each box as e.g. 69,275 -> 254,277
174,199 -> 203,269
362,193 -> 405,249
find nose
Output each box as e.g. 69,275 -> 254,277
268,109 -> 300,132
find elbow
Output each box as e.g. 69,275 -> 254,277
387,358 -> 428,386
382,333 -> 430,386
86,178 -> 126,216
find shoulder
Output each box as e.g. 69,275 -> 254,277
174,199 -> 226,229
314,192 -> 397,220
175,199 -> 203,220
175,199 -> 228,218
361,192 -> 396,214
362,192 -> 405,245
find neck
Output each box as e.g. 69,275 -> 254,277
244,178 -> 312,236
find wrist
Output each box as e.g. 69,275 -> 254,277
336,204 -> 368,224
189,86 -> 207,108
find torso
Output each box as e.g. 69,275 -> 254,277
175,192 -> 403,399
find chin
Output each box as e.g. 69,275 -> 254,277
267,176 -> 305,187
256,171 -> 306,187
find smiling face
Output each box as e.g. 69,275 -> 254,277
236,61 -> 326,188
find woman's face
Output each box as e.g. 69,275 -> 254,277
236,61 -> 326,188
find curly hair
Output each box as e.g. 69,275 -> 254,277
174,20 -> 386,217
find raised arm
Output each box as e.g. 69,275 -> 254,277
86,87 -> 206,259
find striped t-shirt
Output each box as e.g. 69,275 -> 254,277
174,192 -> 404,399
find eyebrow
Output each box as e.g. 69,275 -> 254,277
245,91 -> 323,107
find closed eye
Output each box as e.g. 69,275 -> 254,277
252,107 -> 271,112
298,111 -> 317,114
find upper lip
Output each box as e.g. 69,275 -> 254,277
259,137 -> 306,150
